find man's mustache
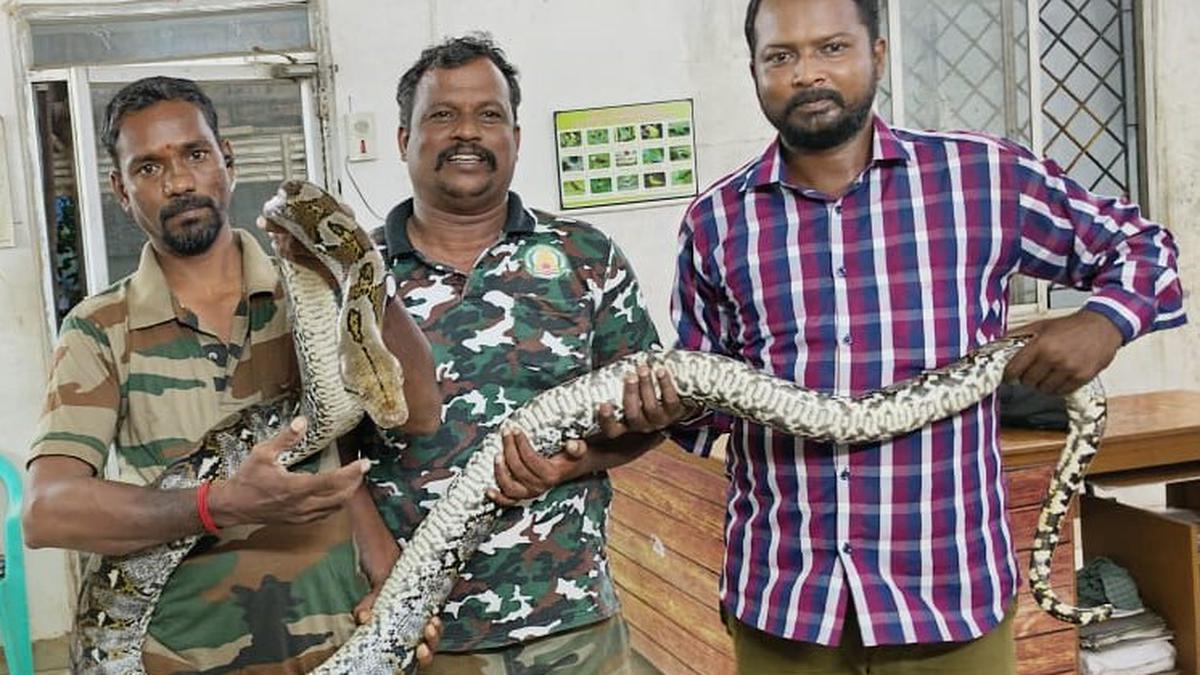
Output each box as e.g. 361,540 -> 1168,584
786,89 -> 845,115
435,144 -> 497,170
159,194 -> 218,226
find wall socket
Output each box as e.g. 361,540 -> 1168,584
345,111 -> 377,162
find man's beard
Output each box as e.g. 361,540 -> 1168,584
766,81 -> 877,152
158,194 -> 223,256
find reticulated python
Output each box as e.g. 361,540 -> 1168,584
73,180 -> 1112,674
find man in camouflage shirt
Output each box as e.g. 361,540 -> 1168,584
361,35 -> 688,674
24,77 -> 441,673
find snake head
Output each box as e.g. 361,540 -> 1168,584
263,181 -> 374,283
262,180 -> 311,229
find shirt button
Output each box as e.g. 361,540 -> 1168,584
834,204 -> 843,214
842,542 -> 853,555
841,334 -> 853,346
839,468 -> 850,481
836,266 -> 847,278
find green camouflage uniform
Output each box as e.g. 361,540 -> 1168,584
419,616 -> 637,675
367,193 -> 659,658
31,230 -> 368,674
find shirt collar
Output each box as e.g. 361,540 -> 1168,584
871,115 -> 910,164
127,229 -> 277,330
382,191 -> 535,257
739,113 -> 911,192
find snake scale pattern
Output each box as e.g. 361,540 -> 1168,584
74,180 -> 1112,674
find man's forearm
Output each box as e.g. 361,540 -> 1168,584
576,431 -> 665,476
346,482 -> 399,587
382,297 -> 440,435
25,459 -> 204,556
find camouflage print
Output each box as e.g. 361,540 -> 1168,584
419,616 -> 639,675
31,231 -> 368,673
366,192 -> 660,652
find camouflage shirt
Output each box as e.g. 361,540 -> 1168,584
31,230 -> 368,674
366,193 -> 660,651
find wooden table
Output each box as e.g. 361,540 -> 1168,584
1002,390 -> 1200,476
610,390 -> 1200,675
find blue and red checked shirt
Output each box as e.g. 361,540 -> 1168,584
670,116 -> 1185,647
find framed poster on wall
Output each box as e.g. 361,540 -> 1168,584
553,99 -> 697,210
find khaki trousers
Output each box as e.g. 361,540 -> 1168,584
727,603 -> 1017,674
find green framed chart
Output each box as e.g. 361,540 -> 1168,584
554,99 -> 697,210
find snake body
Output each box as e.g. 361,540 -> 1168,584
317,337 -> 1112,674
75,180 -> 1111,673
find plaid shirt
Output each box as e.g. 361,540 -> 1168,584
670,117 -> 1185,647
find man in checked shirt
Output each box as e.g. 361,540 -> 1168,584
666,0 -> 1186,673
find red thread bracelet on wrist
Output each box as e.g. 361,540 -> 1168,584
196,480 -> 220,535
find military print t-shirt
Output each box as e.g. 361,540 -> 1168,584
367,193 -> 660,651
31,231 -> 368,674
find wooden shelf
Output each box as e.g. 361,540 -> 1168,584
1080,495 -> 1200,674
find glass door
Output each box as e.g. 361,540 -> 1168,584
30,60 -> 323,322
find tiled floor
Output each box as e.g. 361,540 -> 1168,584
0,635 -> 69,675
0,656 -> 63,673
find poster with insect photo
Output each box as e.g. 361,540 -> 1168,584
554,99 -> 697,210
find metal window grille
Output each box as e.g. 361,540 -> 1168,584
896,0 -> 1033,145
1041,0 -> 1140,309
876,1 -> 894,121
882,0 -> 1142,311
1040,0 -> 1139,201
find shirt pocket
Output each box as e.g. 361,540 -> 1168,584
508,288 -> 594,383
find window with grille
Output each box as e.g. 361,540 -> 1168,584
877,0 -> 1143,315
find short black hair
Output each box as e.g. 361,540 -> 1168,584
745,0 -> 881,56
395,32 -> 522,127
102,76 -> 221,166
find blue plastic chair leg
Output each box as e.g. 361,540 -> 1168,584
0,454 -> 33,675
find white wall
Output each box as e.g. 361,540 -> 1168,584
1138,1 -> 1200,392
323,0 -> 773,338
0,0 -> 1197,650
